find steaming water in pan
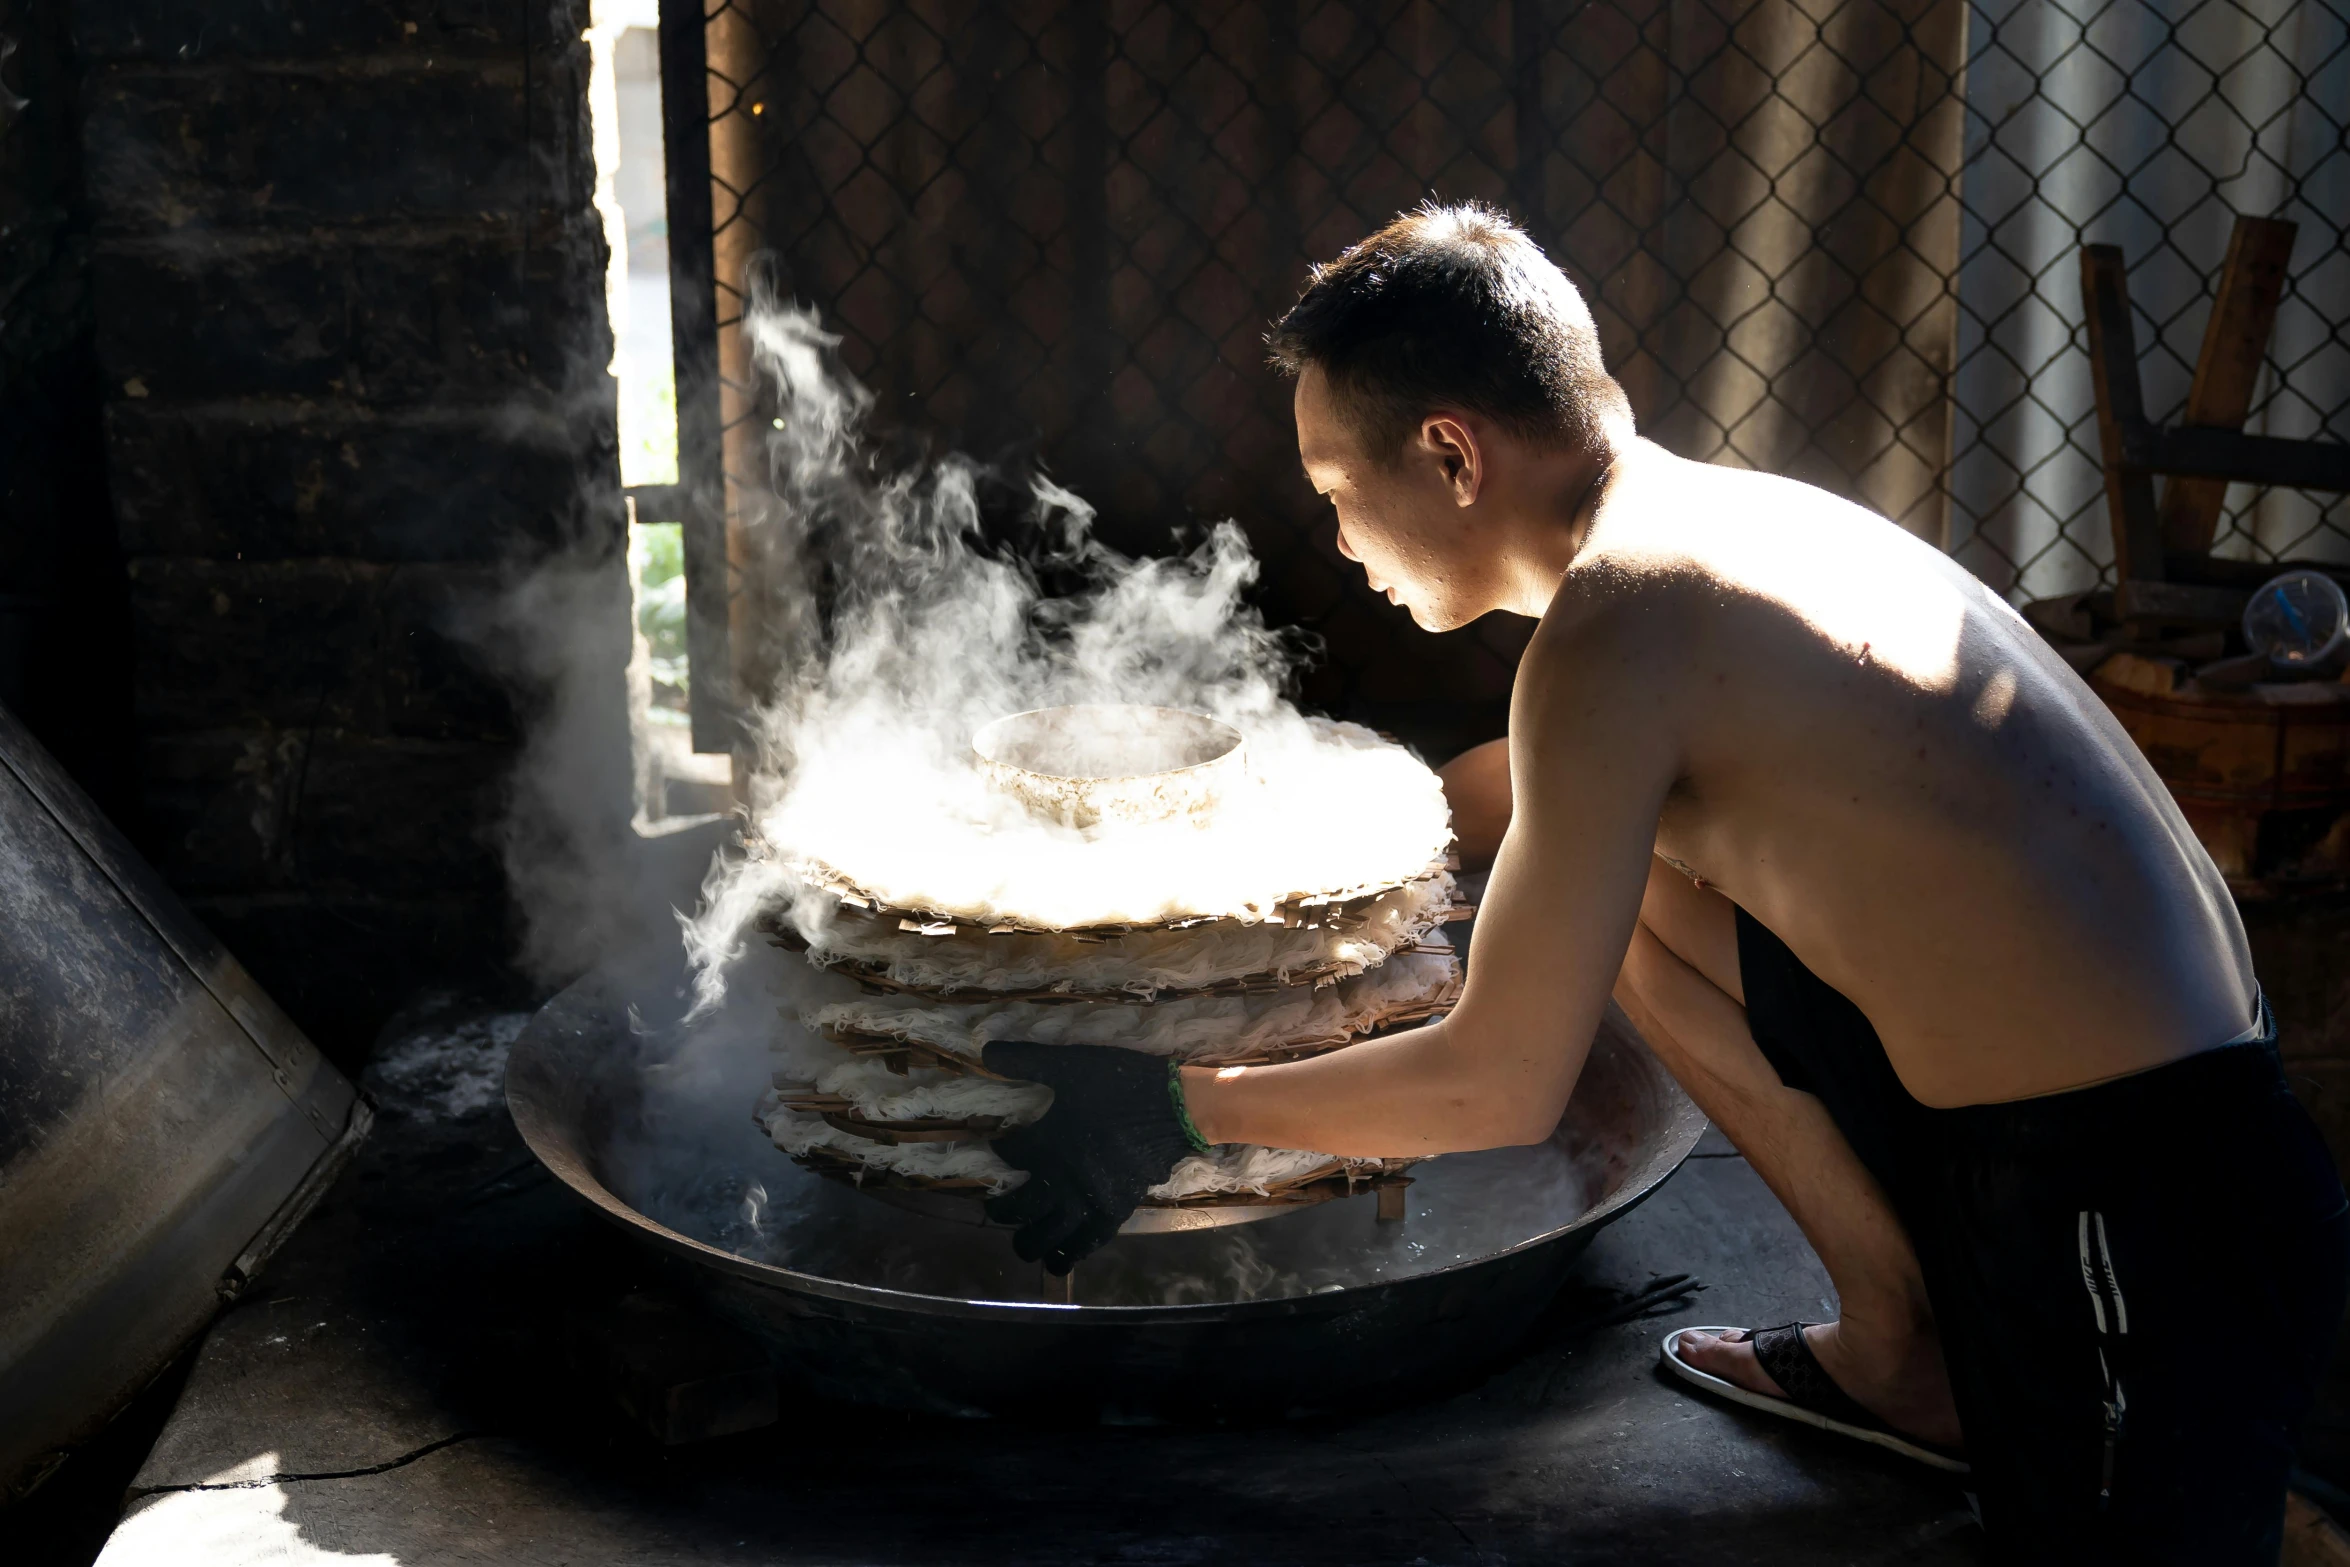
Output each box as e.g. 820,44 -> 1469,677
593,946 -> 1612,1308
628,1128 -> 1604,1308
973,704 -> 1241,780
629,1146 -> 1602,1307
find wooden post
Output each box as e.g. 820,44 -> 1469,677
657,0 -> 737,755
2081,245 -> 2168,593
2159,216 -> 2299,557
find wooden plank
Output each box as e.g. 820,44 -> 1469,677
625,484 -> 687,525
2112,579 -> 2252,629
2166,551 -> 2325,589
2080,245 -> 2167,587
2126,424 -> 2350,494
2159,216 -> 2297,555
2283,1491 -> 2350,1566
659,0 -> 737,754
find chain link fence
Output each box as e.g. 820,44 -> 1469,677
667,0 -> 2346,755
674,0 -> 1968,758
1948,0 -> 2350,603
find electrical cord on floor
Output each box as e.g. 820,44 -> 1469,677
1513,1273 -> 1708,1410
1553,1272 -> 1707,1338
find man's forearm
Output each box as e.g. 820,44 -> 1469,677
1438,738 -> 1512,871
1179,1015 -> 1571,1157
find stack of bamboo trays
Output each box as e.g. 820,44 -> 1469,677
749,706 -> 1467,1225
754,860 -> 1468,1220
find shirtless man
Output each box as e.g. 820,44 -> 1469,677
980,203 -> 2349,1561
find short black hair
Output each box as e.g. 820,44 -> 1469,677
1266,201 -> 1630,461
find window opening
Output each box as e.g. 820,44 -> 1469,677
630,521 -> 730,818
591,0 -> 729,820
611,18 -> 679,492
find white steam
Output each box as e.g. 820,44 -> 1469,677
682,297 -> 1451,1015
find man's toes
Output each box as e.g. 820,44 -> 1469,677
1674,1329 -> 1789,1400
1671,1328 -> 1734,1374
1672,1327 -> 1743,1368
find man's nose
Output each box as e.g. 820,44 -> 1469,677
1334,525 -> 1361,563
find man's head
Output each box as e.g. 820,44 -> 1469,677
1268,202 -> 1631,629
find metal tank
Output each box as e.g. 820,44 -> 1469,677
0,702 -> 369,1500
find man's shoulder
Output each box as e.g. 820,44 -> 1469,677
1520,448 -> 1978,731
1557,447 -> 1965,637
1526,450 -> 1757,654
1598,448 -> 1892,562
1515,556 -> 1691,742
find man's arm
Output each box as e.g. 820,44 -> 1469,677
1183,613 -> 1680,1156
1438,737 -> 1512,871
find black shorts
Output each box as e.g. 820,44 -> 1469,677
1734,907 -> 2350,1565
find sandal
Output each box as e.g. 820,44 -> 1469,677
1661,1323 -> 1970,1474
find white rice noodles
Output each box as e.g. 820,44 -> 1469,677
758,1092 -> 1012,1186
810,947 -> 1459,1064
763,952 -> 1456,1201
1158,1144 -> 1367,1201
802,873 -> 1457,999
754,1088 -> 1368,1200
766,716 -> 1451,932
793,1055 -> 1053,1124
753,718 -> 1458,1209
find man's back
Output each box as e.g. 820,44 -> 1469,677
1537,438 -> 2258,1105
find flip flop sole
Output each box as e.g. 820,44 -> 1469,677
1660,1326 -> 1972,1475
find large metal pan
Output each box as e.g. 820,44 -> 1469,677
507,967 -> 1702,1420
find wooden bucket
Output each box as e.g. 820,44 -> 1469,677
2090,673 -> 2350,890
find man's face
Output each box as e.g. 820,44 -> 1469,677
1294,365 -> 1489,632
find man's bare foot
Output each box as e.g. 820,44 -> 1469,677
1673,1319 -> 1965,1450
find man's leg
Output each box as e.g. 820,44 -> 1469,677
1617,859 -> 1961,1447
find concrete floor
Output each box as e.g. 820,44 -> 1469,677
84,1015 -> 1985,1566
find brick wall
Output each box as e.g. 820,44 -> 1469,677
72,0 -> 625,1056
0,0 -> 137,822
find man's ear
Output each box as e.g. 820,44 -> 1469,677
1420,414 -> 1484,507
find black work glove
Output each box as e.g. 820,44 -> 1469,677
981,1041 -> 1206,1274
